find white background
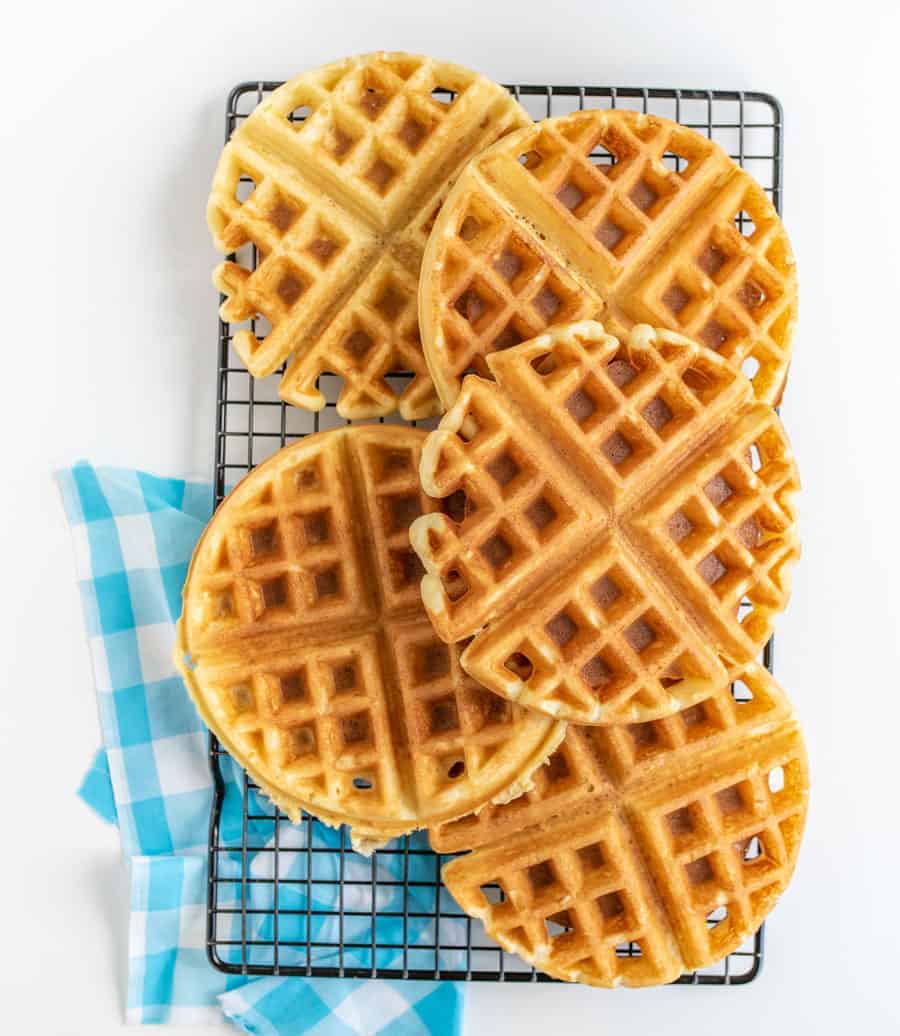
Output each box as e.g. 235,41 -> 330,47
2,0 -> 898,1032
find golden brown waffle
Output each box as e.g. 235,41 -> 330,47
174,426 -> 565,851
409,322 -> 800,724
207,52 -> 530,420
433,664 -> 808,987
419,108 -> 797,408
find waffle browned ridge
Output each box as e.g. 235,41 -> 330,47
410,321 -> 800,724
174,425 -> 564,850
433,664 -> 808,987
419,108 -> 797,410
207,52 -> 531,420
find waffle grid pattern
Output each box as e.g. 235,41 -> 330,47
202,633 -> 400,810
209,80 -> 785,984
462,539 -> 727,723
194,440 -> 369,641
633,406 -> 799,653
413,374 -> 598,626
434,188 -> 603,378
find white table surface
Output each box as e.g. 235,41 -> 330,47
3,0 -> 898,1032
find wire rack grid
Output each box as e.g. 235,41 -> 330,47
207,80 -> 783,986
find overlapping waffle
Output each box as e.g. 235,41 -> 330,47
409,321 -> 800,724
174,426 -> 565,851
419,108 -> 797,409
207,52 -> 530,420
432,663 -> 808,986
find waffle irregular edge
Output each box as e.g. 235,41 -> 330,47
173,425 -> 565,852
208,52 -> 531,420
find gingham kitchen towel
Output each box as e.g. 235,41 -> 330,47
59,462 -> 463,1034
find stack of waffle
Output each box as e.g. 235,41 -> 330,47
176,51 -> 808,987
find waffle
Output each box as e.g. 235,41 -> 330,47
174,426 -> 565,851
433,663 -> 808,986
419,108 -> 797,409
207,52 -> 530,420
409,321 -> 800,724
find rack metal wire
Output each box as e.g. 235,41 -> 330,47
207,80 -> 783,985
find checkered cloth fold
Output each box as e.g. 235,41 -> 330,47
59,462 -> 463,1034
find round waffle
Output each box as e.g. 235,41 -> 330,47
207,52 -> 530,420
409,321 -> 800,725
174,426 -> 565,851
432,663 -> 808,987
419,108 -> 797,409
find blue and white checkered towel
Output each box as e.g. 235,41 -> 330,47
58,462 -> 463,1034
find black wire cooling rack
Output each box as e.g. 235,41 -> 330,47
207,80 -> 784,985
